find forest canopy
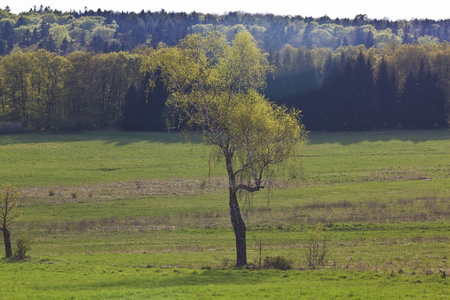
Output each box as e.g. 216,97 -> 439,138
2,8 -> 450,54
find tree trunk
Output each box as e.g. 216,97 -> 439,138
3,228 -> 12,258
226,155 -> 247,267
229,189 -> 247,267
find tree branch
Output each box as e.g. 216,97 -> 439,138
235,184 -> 264,193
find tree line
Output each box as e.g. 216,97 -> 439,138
2,7 -> 450,56
267,43 -> 450,130
0,49 -> 169,131
0,42 -> 449,132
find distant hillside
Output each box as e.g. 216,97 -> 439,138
1,7 -> 450,55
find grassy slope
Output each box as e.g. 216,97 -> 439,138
0,129 -> 449,299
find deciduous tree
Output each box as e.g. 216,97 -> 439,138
1,186 -> 22,258
144,31 -> 305,267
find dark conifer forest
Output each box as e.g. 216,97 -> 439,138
0,7 -> 449,131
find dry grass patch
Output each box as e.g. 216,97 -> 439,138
368,167 -> 430,181
44,211 -> 231,233
240,196 -> 450,227
19,178 -> 228,204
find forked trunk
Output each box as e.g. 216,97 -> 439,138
3,228 -> 12,258
226,155 -> 247,267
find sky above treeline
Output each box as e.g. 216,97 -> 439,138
5,0 -> 449,21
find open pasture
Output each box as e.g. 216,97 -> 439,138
0,130 -> 449,299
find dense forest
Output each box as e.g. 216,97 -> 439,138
0,7 -> 449,131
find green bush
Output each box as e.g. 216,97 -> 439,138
263,255 -> 293,270
13,238 -> 31,260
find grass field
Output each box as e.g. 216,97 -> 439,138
0,129 -> 449,299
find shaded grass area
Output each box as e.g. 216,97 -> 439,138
0,130 -> 449,298
1,264 -> 447,299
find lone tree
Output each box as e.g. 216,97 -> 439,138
144,31 -> 306,267
1,185 -> 22,258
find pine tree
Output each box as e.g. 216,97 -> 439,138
121,72 -> 168,131
417,66 -> 447,128
376,57 -> 398,128
402,25 -> 414,44
60,37 -> 69,53
399,71 -> 420,128
341,52 -> 376,130
365,30 -> 375,48
39,21 -> 50,39
353,26 -> 365,46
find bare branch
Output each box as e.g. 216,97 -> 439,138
235,183 -> 264,193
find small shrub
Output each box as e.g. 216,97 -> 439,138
263,255 -> 293,270
255,236 -> 263,269
199,179 -> 206,190
222,257 -> 232,268
13,238 -> 31,260
305,222 -> 329,269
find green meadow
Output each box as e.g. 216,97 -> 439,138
0,130 -> 449,299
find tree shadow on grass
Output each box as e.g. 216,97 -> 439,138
0,130 -> 204,147
307,129 -> 449,145
1,129 -> 447,147
37,269 -> 274,294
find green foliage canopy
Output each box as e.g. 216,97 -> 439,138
143,31 -> 304,188
143,31 -> 305,266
